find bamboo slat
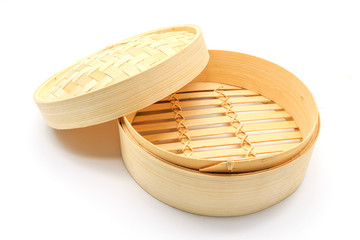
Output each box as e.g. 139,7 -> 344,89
143,121 -> 298,142
134,111 -> 290,132
185,143 -> 299,159
160,89 -> 258,101
140,96 -> 271,112
134,103 -> 282,123
156,132 -> 301,152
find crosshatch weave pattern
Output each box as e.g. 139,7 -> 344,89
214,86 -> 256,159
169,93 -> 193,157
47,30 -> 196,100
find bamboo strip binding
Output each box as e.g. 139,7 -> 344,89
169,93 -> 193,157
214,86 -> 256,159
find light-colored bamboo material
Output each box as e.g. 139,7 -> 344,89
33,25 -> 209,129
119,50 -> 320,216
32,24 -> 320,216
123,50 -> 319,173
118,114 -> 319,216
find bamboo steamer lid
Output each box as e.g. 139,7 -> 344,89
33,25 -> 209,129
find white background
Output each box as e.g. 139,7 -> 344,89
1,0 -> 359,239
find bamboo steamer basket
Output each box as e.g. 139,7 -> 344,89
33,25 -> 320,216
119,50 -> 320,216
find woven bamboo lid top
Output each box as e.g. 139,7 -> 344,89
34,25 -> 209,129
44,30 -> 196,100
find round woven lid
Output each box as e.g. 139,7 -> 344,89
34,25 -> 209,129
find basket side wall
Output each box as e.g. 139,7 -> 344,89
118,121 -> 315,216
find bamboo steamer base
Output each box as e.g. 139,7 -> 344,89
118,117 -> 319,216
118,50 -> 320,216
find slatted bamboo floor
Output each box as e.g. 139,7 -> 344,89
132,82 -> 302,160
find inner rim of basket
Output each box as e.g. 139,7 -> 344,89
122,50 -> 319,172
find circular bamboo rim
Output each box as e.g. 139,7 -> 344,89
33,25 -> 209,129
123,50 -> 320,173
